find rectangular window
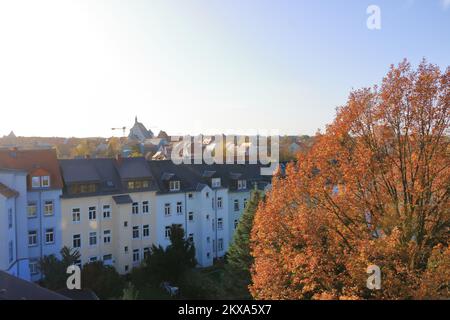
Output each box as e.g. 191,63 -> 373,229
133,249 -> 140,262
132,226 -> 139,239
164,203 -> 171,216
103,205 -> 111,219
237,179 -> 247,190
217,197 -> 223,209
132,202 -> 139,214
211,178 -> 221,188
43,200 -> 54,216
45,228 -> 54,244
103,254 -> 112,265
41,176 -> 50,188
29,260 -> 38,275
165,226 -> 171,239
142,201 -> 149,214
28,231 -> 38,247
143,225 -> 150,238
89,257 -> 98,263
73,234 -> 81,248
88,206 -> 96,220
127,181 -> 135,190
188,211 -> 194,222
217,218 -> 223,230
72,208 -> 81,222
188,233 -> 194,243
188,193 -> 193,199
218,238 -> 224,251
31,176 -> 41,188
103,230 -> 111,244
8,209 -> 13,229
124,246 -> 129,253
9,241 -> 14,263
234,219 -> 238,229
234,199 -> 239,212
89,232 -> 97,246
176,202 -> 182,214
143,247 -> 150,259
169,180 -> 180,191
27,202 -> 37,218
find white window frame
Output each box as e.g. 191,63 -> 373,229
73,234 -> 81,248
45,228 -> 54,244
165,226 -> 171,239
103,230 -> 111,244
142,201 -> 149,214
27,202 -> 37,218
132,202 -> 139,214
211,178 -> 221,188
132,226 -> 140,239
169,180 -> 180,191
72,208 -> 81,223
176,202 -> 183,214
43,200 -> 54,216
89,232 -> 97,246
41,176 -> 50,188
28,230 -> 38,247
88,206 -> 97,220
143,225 -> 150,238
102,205 -> 111,219
164,203 -> 171,216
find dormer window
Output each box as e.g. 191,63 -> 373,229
169,180 -> 180,191
211,178 -> 221,188
41,176 -> 50,188
31,176 -> 50,188
237,179 -> 247,190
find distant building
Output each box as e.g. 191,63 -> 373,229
128,117 -> 154,142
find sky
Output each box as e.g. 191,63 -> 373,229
0,0 -> 449,138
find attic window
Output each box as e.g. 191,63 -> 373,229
31,176 -> 50,188
169,180 -> 180,191
211,178 -> 221,188
237,179 -> 246,190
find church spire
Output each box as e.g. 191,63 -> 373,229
135,116 -> 138,124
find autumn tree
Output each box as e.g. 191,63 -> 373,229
251,60 -> 449,300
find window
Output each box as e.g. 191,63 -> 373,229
124,246 -> 129,253
143,247 -> 150,259
132,226 -> 140,239
143,225 -> 150,238
188,193 -> 193,199
41,176 -> 50,188
217,218 -> 223,230
207,252 -> 210,259
205,192 -> 209,198
211,178 -> 221,188
103,230 -> 111,244
165,226 -> 171,239
44,201 -> 54,216
28,231 -> 38,247
89,257 -> 98,263
8,209 -> 13,229
133,249 -> 140,262
217,197 -> 223,209
45,228 -> 54,244
188,211 -> 194,222
73,234 -> 81,248
103,254 -> 112,265
132,202 -> 139,214
125,265 -> 129,272
103,205 -> 111,219
124,221 -> 128,228
127,181 -> 135,189
188,233 -> 194,242
176,202 -> 182,214
234,219 -> 238,229
218,238 -> 224,251
237,179 -> 247,190
72,208 -> 81,222
169,180 -> 180,191
234,199 -> 239,211
206,214 -> 210,220
244,199 -> 248,209
206,237 -> 210,243
142,201 -> 149,214
164,203 -> 171,216
29,260 -> 38,275
27,202 -> 37,218
89,232 -> 97,246
31,176 -> 41,188
9,241 -> 14,263
88,206 -> 97,220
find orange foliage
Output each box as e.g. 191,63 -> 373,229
251,60 -> 449,300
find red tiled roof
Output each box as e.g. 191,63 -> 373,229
0,183 -> 19,198
0,149 -> 63,190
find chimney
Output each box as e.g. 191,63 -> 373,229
116,153 -> 123,165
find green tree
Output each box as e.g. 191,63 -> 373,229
81,261 -> 125,299
39,246 -> 80,290
223,191 -> 262,299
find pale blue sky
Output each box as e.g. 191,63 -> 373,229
0,0 -> 448,137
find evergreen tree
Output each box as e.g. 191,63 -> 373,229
224,190 -> 262,299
